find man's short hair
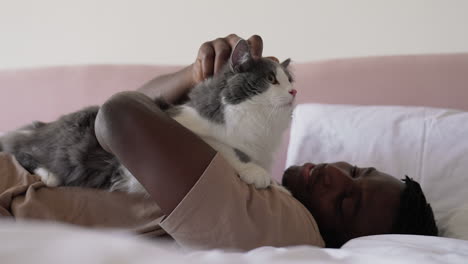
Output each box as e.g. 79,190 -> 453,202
392,176 -> 438,236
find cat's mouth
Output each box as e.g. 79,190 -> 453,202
280,99 -> 295,108
269,97 -> 296,109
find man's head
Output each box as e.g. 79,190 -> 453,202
282,162 -> 438,248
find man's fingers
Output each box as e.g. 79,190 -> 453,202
212,38 -> 231,74
197,42 -> 215,79
192,59 -> 204,84
247,35 -> 263,59
195,34 -> 264,81
225,34 -> 242,48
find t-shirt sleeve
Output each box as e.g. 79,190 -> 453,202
159,153 -> 325,251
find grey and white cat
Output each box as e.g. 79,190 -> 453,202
0,40 -> 296,193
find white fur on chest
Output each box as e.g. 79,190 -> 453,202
173,100 -> 292,170
223,101 -> 292,168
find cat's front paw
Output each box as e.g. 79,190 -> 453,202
238,164 -> 272,189
34,167 -> 60,187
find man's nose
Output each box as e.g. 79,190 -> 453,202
324,165 -> 354,189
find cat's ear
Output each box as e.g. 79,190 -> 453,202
230,39 -> 252,72
281,58 -> 291,68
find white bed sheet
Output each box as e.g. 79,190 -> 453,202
1,221 -> 467,264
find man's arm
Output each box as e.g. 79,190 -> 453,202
95,91 -> 216,215
137,65 -> 195,103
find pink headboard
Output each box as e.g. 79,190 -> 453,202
293,53 -> 468,110
0,65 -> 181,131
1,53 -> 467,179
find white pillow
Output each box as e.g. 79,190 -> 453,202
286,104 -> 468,239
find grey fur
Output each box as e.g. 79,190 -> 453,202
0,43 -> 292,191
187,79 -> 226,123
0,106 -> 123,189
233,148 -> 251,163
223,58 -> 278,105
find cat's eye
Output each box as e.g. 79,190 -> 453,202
267,73 -> 278,84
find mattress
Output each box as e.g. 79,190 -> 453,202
1,220 -> 467,264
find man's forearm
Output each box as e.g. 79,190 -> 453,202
137,64 -> 195,104
95,91 -> 216,215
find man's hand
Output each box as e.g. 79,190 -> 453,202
138,34 -> 264,104
191,34 -> 264,84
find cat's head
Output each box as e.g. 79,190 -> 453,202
222,40 -> 296,109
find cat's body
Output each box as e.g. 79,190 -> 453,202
0,40 -> 295,193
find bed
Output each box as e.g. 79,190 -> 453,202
1,53 -> 468,263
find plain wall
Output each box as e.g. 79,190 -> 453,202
1,0 -> 468,69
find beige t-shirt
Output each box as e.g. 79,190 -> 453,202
0,153 -> 324,250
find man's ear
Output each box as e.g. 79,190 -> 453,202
230,39 -> 252,72
281,58 -> 291,68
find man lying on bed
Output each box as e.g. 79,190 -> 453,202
0,34 -> 437,250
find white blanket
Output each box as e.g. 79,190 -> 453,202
1,221 -> 467,264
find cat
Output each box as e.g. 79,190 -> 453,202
0,39 -> 296,193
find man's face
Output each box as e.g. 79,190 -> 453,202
282,162 -> 404,248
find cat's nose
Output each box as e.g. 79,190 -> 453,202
288,89 -> 297,97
